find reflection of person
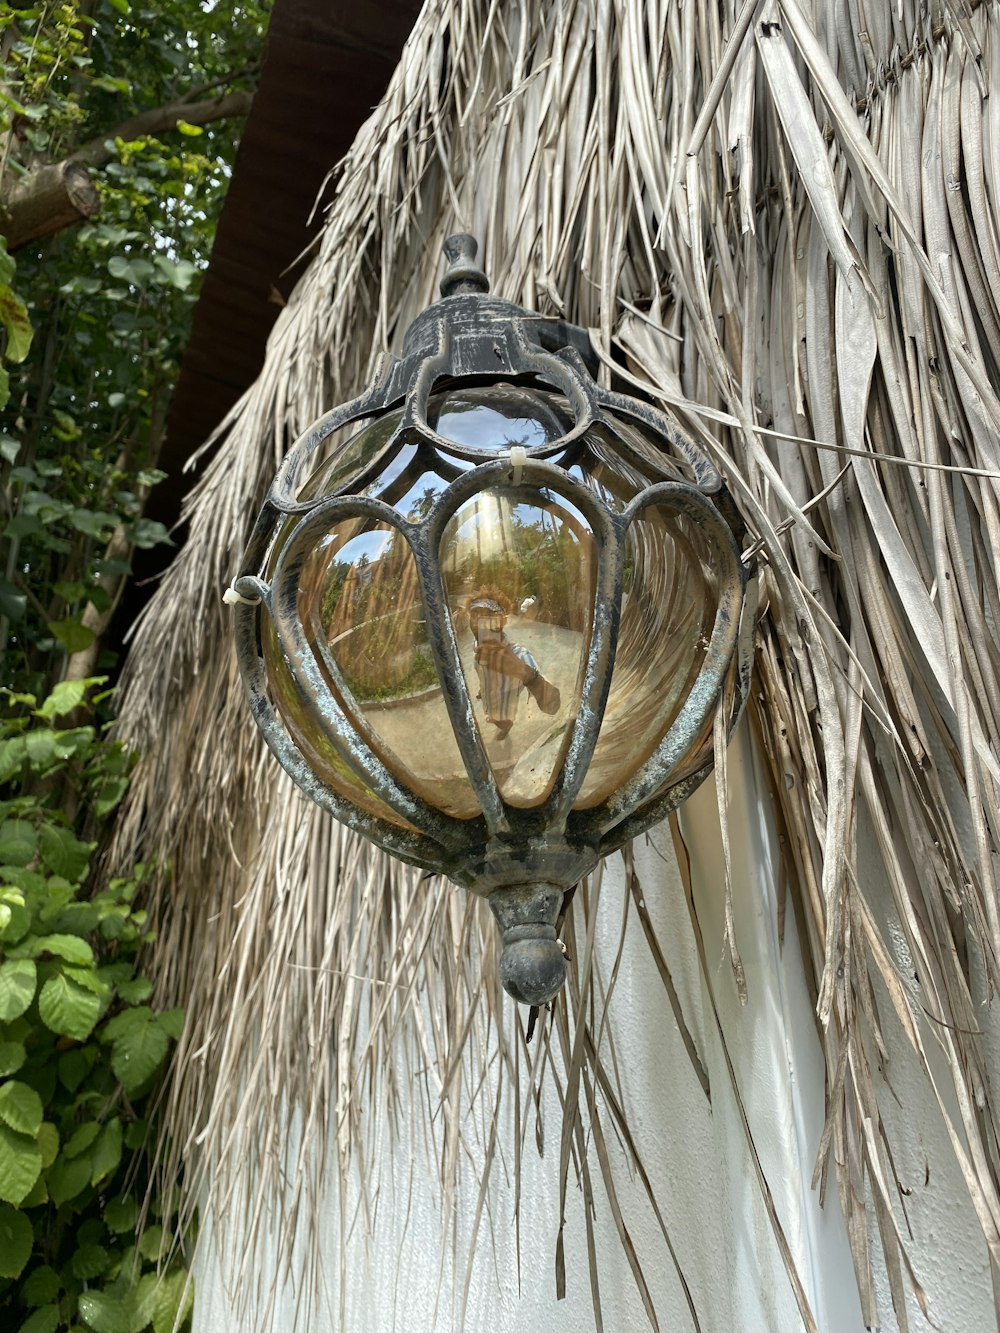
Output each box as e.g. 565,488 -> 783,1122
468,595 -> 560,739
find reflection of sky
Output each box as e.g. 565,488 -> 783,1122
368,442 -> 417,495
338,529 -> 396,563
436,403 -> 552,450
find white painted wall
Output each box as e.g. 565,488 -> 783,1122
194,728 -> 996,1332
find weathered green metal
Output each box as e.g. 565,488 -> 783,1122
230,235 -> 753,1007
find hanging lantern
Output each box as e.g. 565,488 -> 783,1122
227,236 -> 753,1006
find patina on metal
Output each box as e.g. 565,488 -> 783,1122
229,234 -> 754,1007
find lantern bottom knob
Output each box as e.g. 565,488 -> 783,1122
489,883 -> 567,1006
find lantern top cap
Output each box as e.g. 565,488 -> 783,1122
440,233 -> 490,298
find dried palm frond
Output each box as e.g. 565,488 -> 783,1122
112,1 -> 1000,1328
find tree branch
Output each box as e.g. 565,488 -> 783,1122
0,160 -> 100,251
0,88 -> 254,250
71,88 -> 255,169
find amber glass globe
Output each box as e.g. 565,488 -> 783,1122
261,384 -> 725,832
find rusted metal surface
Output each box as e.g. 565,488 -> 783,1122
231,236 -> 754,1005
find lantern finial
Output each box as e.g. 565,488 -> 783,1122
440,233 -> 490,297
489,884 -> 567,1007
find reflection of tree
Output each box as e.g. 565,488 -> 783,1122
442,498 -> 595,631
307,523 -> 436,702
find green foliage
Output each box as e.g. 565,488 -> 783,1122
0,683 -> 190,1333
0,237 -> 34,410
0,0 -> 269,693
0,8 -> 268,1326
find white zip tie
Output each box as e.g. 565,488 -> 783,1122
223,585 -> 261,607
509,445 -> 528,485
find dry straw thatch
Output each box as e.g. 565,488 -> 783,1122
112,1 -> 1000,1328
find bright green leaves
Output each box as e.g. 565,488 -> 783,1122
35,679 -> 90,719
0,961 -> 36,1022
78,1290 -> 136,1333
0,1121 -> 43,1205
0,821 -> 37,867
37,825 -> 93,882
146,1268 -> 194,1333
0,236 -> 33,411
38,973 -> 102,1041
0,1080 -> 43,1136
0,1040 -> 26,1076
0,687 -> 188,1333
89,1117 -> 122,1186
0,1201 -> 33,1278
103,1009 -> 171,1095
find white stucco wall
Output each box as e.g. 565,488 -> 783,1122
194,728 -> 997,1332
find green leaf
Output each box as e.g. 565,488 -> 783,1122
115,977 -> 151,1004
0,819 -> 37,866
150,1266 -> 193,1333
58,1047 -> 95,1093
39,826 -> 93,880
174,119 -> 203,137
90,1117 -> 122,1185
71,1241 -> 109,1279
21,1263 -> 60,1305
29,933 -> 95,965
0,282 -> 33,362
126,517 -> 171,549
137,1224 -> 164,1261
18,1305 -> 60,1333
46,1152 -> 90,1206
123,1119 -> 146,1151
0,737 -> 27,783
0,1201 -> 32,1277
18,1174 -> 47,1209
104,1195 -> 138,1233
157,1008 -> 184,1040
64,966 -> 110,996
110,1015 -> 169,1093
36,681 -> 87,720
92,74 -> 131,93
77,1290 -> 134,1333
38,974 -> 101,1040
0,578 -> 26,622
0,1121 -> 42,1205
106,0 -> 130,14
68,509 -> 117,539
102,1006 -> 152,1041
0,898 -> 31,945
0,438 -> 19,464
47,616 -> 96,654
0,1080 -> 43,1135
64,1121 -> 100,1159
24,730 -> 56,765
0,1039 -> 26,1076
0,959 -> 36,1021
36,1123 -> 58,1168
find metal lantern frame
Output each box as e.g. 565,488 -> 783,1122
230,236 -> 755,1003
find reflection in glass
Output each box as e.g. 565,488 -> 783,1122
440,487 -> 596,807
294,518 -> 478,818
577,505 -> 721,808
261,613 -> 419,830
270,383 -> 721,827
428,385 -> 575,451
